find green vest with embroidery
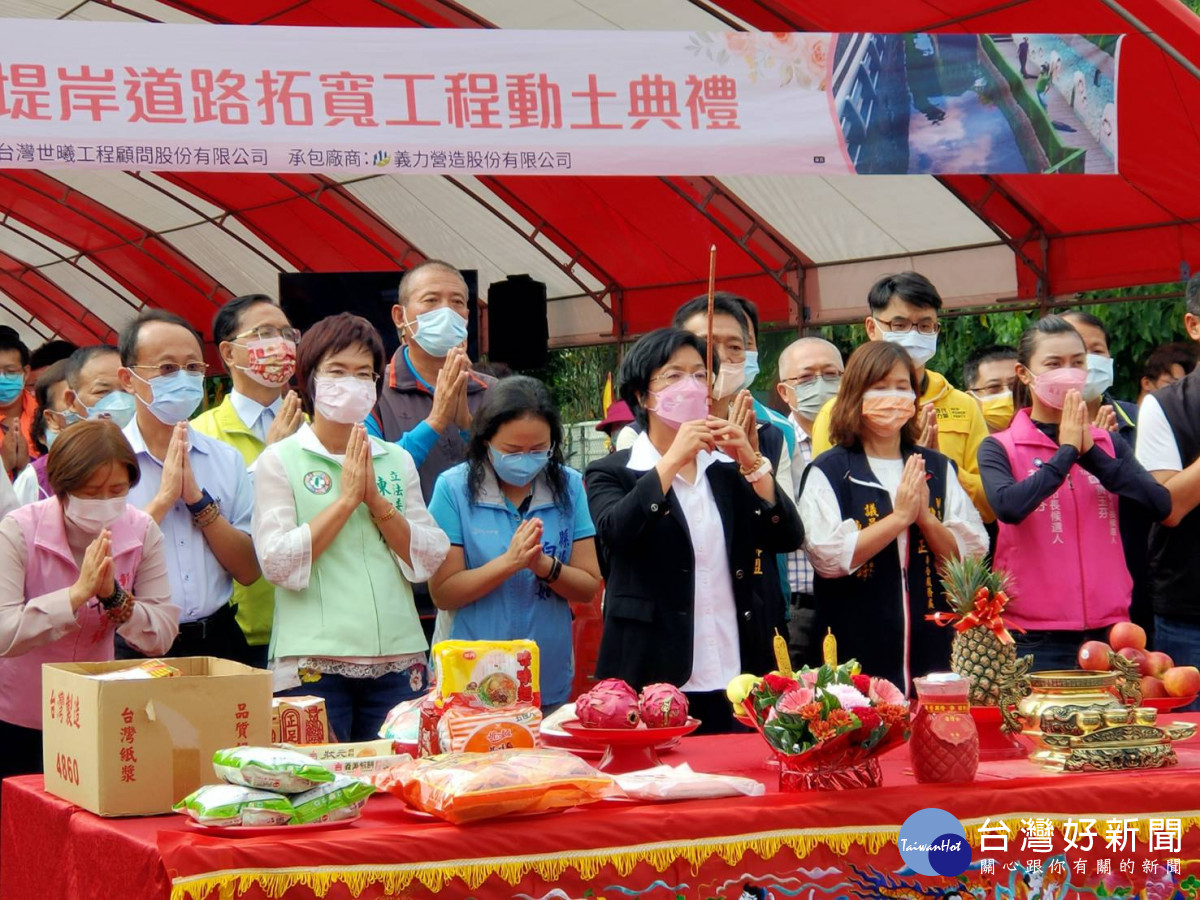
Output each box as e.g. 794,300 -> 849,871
270,435 -> 427,661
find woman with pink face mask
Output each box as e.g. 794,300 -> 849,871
799,342 -> 988,694
979,316 -> 1169,671
0,420 -> 179,784
252,313 -> 450,741
585,328 -> 803,734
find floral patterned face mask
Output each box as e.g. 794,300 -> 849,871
235,337 -> 296,387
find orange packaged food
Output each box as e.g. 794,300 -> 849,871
436,704 -> 542,754
377,748 -> 615,824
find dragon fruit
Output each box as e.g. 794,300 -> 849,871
575,679 -> 640,728
639,683 -> 689,728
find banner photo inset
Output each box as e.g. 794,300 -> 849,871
0,24 -> 1120,175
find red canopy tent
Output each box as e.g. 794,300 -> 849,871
0,0 -> 1198,343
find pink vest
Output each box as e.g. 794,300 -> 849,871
0,499 -> 149,730
992,410 -> 1131,632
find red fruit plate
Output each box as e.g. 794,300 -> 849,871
1140,694 -> 1197,712
558,718 -> 701,772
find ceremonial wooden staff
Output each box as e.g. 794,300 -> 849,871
706,244 -> 716,411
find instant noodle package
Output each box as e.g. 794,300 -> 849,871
376,748 -> 616,824
430,639 -> 540,709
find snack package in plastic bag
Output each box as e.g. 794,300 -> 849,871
213,746 -> 335,793
436,703 -> 542,754
378,694 -> 427,745
288,774 -> 375,825
173,784 -> 294,827
376,748 -> 616,824
611,764 -> 766,802
430,640 -> 540,709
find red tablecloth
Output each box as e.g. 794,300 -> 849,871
4,717 -> 1200,900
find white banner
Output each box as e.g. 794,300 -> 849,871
0,23 -> 1120,175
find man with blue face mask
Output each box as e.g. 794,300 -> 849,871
0,327 -> 35,480
368,260 -> 495,640
775,337 -> 843,667
810,272 -> 993,522
115,310 -> 260,664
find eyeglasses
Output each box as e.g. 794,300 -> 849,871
782,373 -> 841,388
649,370 -> 709,388
128,362 -> 208,378
318,369 -> 378,382
873,317 -> 941,336
234,326 -> 301,343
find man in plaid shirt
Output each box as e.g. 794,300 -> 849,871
775,338 -> 844,666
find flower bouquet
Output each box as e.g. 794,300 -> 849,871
738,631 -> 910,791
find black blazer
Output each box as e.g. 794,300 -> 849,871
585,448 -> 803,689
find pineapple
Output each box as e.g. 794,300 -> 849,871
939,557 -> 1018,707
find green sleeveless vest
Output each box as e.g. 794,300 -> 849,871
270,435 -> 427,661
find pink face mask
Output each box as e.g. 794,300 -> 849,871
648,375 -> 709,428
861,389 -> 917,432
1031,367 -> 1087,409
236,337 -> 296,387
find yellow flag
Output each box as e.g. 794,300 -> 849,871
602,372 -> 614,415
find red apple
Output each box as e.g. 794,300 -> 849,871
1108,622 -> 1147,652
1139,675 -> 1168,699
1162,666 -> 1200,698
1117,647 -> 1150,675
1078,641 -> 1113,671
1144,651 -> 1175,677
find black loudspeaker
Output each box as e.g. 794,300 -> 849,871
279,270 -> 479,361
487,275 -> 548,371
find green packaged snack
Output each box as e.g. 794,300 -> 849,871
288,775 -> 374,825
174,784 -> 294,827
212,746 -> 334,793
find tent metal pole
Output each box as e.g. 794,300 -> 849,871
1097,0 -> 1200,83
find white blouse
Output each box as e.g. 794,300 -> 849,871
800,455 -> 988,578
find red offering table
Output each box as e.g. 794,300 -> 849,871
4,715 -> 1200,900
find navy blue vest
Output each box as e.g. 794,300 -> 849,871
803,444 -> 954,692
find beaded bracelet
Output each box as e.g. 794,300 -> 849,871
372,504 -> 398,525
192,499 -> 222,528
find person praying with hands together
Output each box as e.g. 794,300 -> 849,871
978,316 -> 1169,672
117,310 -> 259,664
428,376 -> 601,712
586,329 -> 803,734
0,421 -> 178,782
193,294 -> 306,666
799,342 -> 988,694
254,313 -> 449,741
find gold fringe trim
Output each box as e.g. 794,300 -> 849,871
170,811 -> 1200,900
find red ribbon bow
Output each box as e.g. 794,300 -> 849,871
926,590 -> 1023,645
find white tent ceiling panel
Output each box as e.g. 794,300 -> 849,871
0,292 -> 49,344
161,222 -> 283,299
135,173 -> 227,219
808,244 -> 1017,323
39,260 -> 139,328
222,217 -> 299,275
50,170 -> 206,233
0,222 -> 67,267
3,0 -> 74,18
91,0 -> 208,23
63,4 -> 146,22
346,174 -> 595,301
546,295 -> 614,346
75,256 -> 146,308
3,218 -> 77,259
721,175 -> 1001,265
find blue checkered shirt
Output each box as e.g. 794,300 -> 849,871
785,421 -> 814,595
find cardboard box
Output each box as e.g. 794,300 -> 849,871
271,695 -> 330,744
42,657 -> 271,817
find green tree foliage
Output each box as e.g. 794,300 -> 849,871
544,343 -> 620,422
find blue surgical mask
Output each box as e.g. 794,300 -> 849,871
790,375 -> 841,419
489,445 -> 551,488
132,371 -> 204,424
1083,353 -> 1114,402
85,391 -> 136,429
407,307 -> 468,358
880,328 -> 938,367
43,428 -> 59,450
742,350 -> 760,390
0,373 -> 24,405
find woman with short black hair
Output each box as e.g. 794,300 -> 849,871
585,328 -> 803,734
253,312 -> 449,740
428,376 -> 601,710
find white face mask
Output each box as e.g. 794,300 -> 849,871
313,376 -> 377,425
64,495 -> 127,533
880,328 -> 938,367
711,361 -> 746,400
1082,353 -> 1114,402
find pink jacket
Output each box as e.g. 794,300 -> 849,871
0,499 -> 179,729
992,410 -> 1132,632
